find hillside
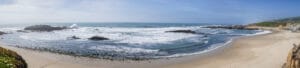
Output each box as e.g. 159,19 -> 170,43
0,47 -> 27,68
251,16 -> 300,27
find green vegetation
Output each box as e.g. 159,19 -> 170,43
0,47 -> 27,68
252,22 -> 287,27
251,16 -> 300,27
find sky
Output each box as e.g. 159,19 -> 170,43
0,0 -> 300,24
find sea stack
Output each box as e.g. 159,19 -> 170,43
24,25 -> 68,32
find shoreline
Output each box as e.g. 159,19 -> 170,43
0,29 -> 296,68
162,30 -> 272,58
162,30 -> 296,68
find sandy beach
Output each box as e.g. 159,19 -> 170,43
163,30 -> 298,68
0,29 -> 299,68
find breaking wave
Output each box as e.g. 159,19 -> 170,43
0,23 -> 269,60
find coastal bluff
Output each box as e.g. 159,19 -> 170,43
283,44 -> 300,68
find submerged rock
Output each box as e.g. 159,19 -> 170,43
166,30 -> 196,34
0,31 -> 6,35
88,36 -> 109,41
24,25 -> 68,32
67,36 -> 81,40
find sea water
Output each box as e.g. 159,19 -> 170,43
0,23 -> 270,60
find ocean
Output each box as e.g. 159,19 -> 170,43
0,23 -> 270,60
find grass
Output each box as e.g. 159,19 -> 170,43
0,47 -> 27,68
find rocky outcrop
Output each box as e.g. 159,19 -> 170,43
24,25 -> 68,32
67,36 -> 81,40
88,36 -> 109,41
283,44 -> 300,68
0,31 -> 6,35
204,25 -> 259,30
17,30 -> 30,33
166,30 -> 196,34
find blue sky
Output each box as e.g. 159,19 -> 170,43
0,0 -> 300,24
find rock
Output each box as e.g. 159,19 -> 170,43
166,30 -> 196,34
17,30 -> 30,33
0,31 -> 6,35
244,27 -> 259,30
24,25 -> 68,32
204,25 -> 259,30
67,36 -> 81,40
88,36 -> 109,41
283,44 -> 300,68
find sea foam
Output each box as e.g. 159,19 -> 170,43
0,24 -> 265,60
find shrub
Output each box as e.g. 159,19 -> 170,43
0,47 -> 27,68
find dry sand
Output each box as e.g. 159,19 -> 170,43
0,30 -> 299,68
163,30 -> 299,68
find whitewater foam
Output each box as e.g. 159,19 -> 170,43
88,45 -> 160,54
0,24 -> 266,60
17,26 -> 200,44
160,30 -> 271,58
